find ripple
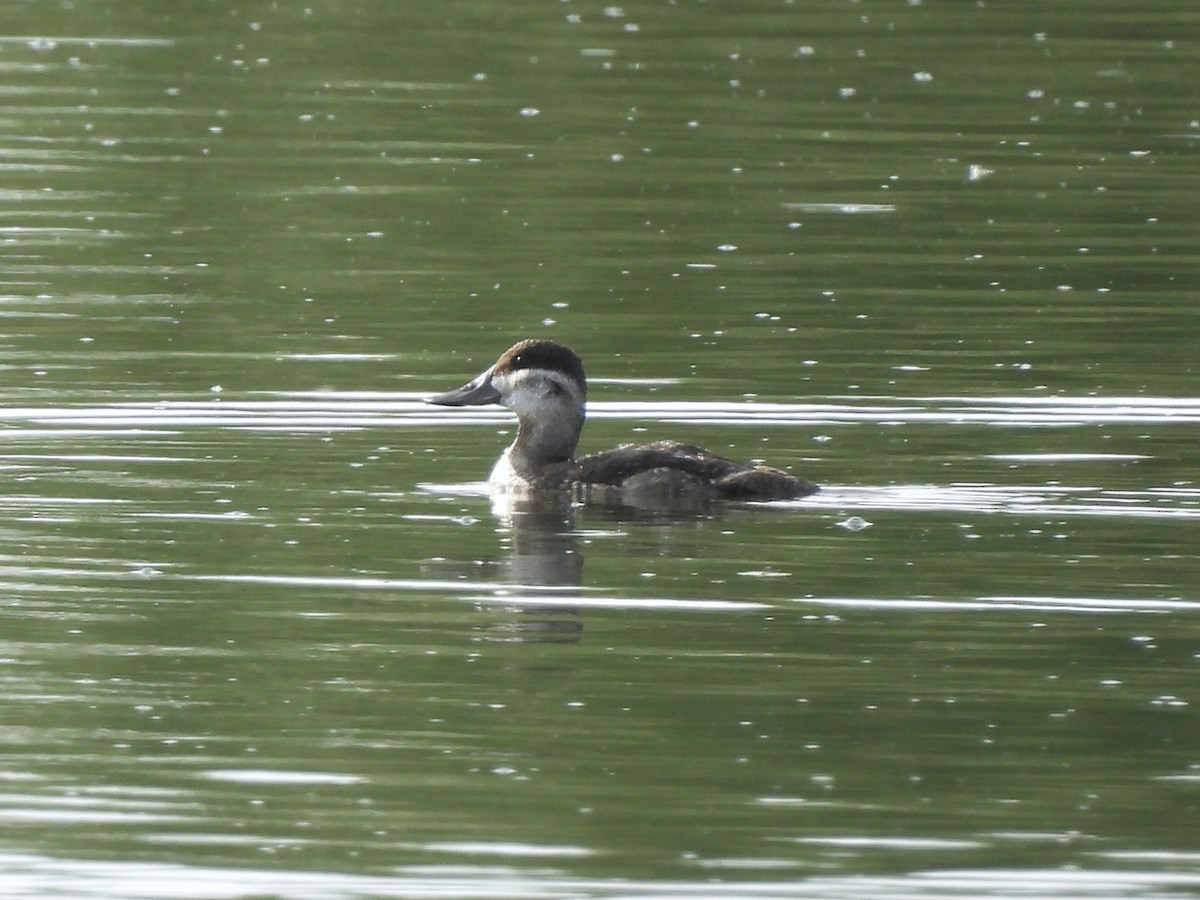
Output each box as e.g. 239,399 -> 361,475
782,202 -> 897,214
0,853 -> 1197,900
791,596 -> 1200,614
805,483 -> 1200,520
0,35 -> 175,48
201,770 -> 364,786
4,393 -> 1197,431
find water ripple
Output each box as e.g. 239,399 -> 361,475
0,853 -> 1197,900
1,393 -> 1196,430
805,484 -> 1200,520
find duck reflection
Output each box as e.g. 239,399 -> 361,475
494,493 -> 583,587
477,495 -> 584,643
474,492 -> 721,643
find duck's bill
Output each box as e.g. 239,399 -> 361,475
426,369 -> 501,406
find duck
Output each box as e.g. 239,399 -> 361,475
426,338 -> 818,505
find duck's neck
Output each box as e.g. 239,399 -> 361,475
507,410 -> 583,476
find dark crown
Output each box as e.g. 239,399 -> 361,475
495,339 -> 586,392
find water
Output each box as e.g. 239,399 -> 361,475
1,1 -> 1199,897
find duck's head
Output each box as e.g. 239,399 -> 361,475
427,338 -> 587,422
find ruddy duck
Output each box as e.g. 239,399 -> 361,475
427,339 -> 818,504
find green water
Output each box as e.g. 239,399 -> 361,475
0,1 -> 1198,897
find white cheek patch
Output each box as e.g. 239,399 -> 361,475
494,368 -> 582,417
491,369 -> 517,391
489,369 -> 525,408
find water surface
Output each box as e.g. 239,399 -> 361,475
1,1 -> 1198,897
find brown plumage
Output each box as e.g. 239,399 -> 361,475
428,340 -> 818,505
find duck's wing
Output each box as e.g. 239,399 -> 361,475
574,440 -> 817,500
712,466 -> 818,500
574,441 -> 720,483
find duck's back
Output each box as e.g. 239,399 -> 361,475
569,440 -> 817,502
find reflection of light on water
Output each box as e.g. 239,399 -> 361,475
403,841 -> 593,857
782,201 -> 897,214
1,393 -> 1196,432
183,573 -> 766,611
794,596 -> 1200,614
188,572 -> 587,595
792,836 -> 986,849
415,481 -> 490,498
171,573 -> 1198,616
471,593 -> 768,611
202,770 -> 363,786
796,483 -> 1200,520
0,851 -> 1197,898
989,453 -> 1149,462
